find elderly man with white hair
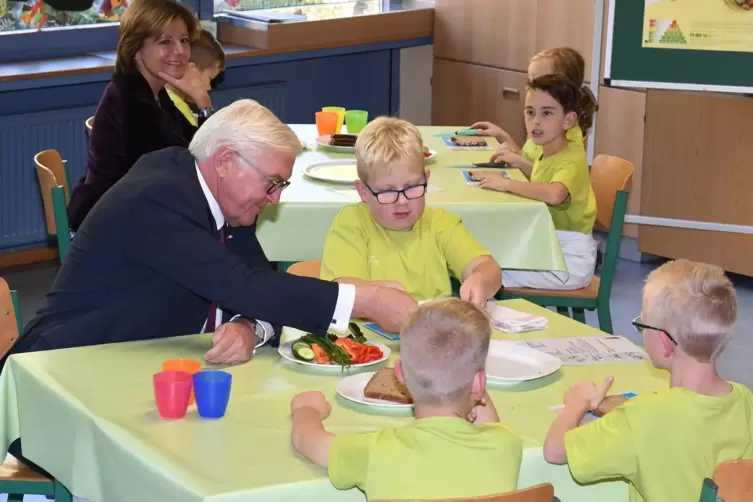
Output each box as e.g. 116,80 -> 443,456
4,99 -> 417,371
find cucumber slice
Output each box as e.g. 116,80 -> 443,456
292,341 -> 315,362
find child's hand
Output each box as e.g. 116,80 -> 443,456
490,149 -> 527,170
469,121 -> 510,143
467,391 -> 500,425
564,377 -> 614,413
291,391 -> 332,419
472,171 -> 511,193
491,140 -> 521,156
459,275 -> 487,309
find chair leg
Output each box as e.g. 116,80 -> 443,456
54,480 -> 73,502
596,302 -> 614,334
556,306 -> 570,318
571,308 -> 586,324
8,494 -> 23,502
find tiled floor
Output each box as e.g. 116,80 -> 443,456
3,257 -> 752,388
0,257 -> 752,502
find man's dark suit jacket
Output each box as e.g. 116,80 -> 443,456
8,147 -> 339,360
67,71 -> 197,231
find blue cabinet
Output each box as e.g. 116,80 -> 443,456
0,44 -> 411,251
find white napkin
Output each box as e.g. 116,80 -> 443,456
486,301 -> 548,333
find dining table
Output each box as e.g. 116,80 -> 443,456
0,299 -> 669,502
256,125 -> 566,272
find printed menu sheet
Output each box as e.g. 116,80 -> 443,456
501,336 -> 649,366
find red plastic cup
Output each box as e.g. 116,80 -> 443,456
153,371 -> 193,419
162,359 -> 201,405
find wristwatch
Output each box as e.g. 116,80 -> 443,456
230,315 -> 264,348
197,107 -> 215,121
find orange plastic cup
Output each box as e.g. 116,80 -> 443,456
162,359 -> 202,405
315,111 -> 339,136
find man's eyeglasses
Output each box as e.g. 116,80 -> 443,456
364,178 -> 428,205
632,316 -> 678,346
234,152 -> 290,195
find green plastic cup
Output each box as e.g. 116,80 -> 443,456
345,110 -> 369,134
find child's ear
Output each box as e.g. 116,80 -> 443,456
563,110 -> 578,131
661,334 -> 676,359
395,357 -> 405,385
424,168 -> 431,183
354,180 -> 370,203
471,370 -> 486,399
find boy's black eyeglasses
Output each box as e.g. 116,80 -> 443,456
632,316 -> 678,346
364,178 -> 428,205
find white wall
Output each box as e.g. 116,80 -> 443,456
398,44 -> 433,125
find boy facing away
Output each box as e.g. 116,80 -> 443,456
544,259 -> 753,502
290,298 -> 522,500
319,117 -> 502,308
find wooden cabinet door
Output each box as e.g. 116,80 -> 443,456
593,86 -> 646,238
535,0 -> 596,79
640,90 -> 753,276
434,0 -> 538,72
432,58 -> 529,147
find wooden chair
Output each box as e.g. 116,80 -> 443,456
286,260 -> 322,278
499,155 -> 634,334
0,278 -> 73,501
373,483 -> 558,502
714,460 -> 753,502
34,150 -> 72,262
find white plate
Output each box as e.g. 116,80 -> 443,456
303,160 -> 359,184
313,136 -> 438,161
315,135 -> 356,153
485,341 -> 562,382
336,371 -> 413,409
278,339 -> 391,369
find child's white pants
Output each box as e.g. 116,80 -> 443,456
503,231 -> 598,290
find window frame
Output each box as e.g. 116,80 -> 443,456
0,0 -> 202,64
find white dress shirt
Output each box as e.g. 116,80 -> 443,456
195,165 -> 356,346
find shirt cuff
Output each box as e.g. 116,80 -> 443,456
331,284 -> 356,333
229,315 -> 273,348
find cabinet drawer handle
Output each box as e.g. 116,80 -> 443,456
501,87 -> 520,100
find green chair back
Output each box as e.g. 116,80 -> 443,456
10,289 -> 21,336
52,186 -> 71,262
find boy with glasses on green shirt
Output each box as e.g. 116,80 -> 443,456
544,259 -> 753,502
319,117 -> 501,308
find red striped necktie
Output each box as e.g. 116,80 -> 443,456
204,225 -> 226,333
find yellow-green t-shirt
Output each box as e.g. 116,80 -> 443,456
166,89 -> 198,127
521,125 -> 584,163
529,139 -> 596,234
320,205 -> 490,301
329,417 -> 522,500
565,383 -> 753,502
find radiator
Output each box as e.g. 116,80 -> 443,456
0,106 -> 95,250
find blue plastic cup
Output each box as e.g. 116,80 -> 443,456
193,370 -> 232,419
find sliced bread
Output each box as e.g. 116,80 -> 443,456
364,368 -> 413,404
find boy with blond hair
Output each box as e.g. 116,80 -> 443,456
290,298 -> 522,500
319,117 -> 501,308
544,259 -> 753,502
167,30 -> 226,126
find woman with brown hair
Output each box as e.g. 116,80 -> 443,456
67,0 -> 217,231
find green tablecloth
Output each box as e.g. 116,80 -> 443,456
0,300 -> 669,502
256,125 -> 566,272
